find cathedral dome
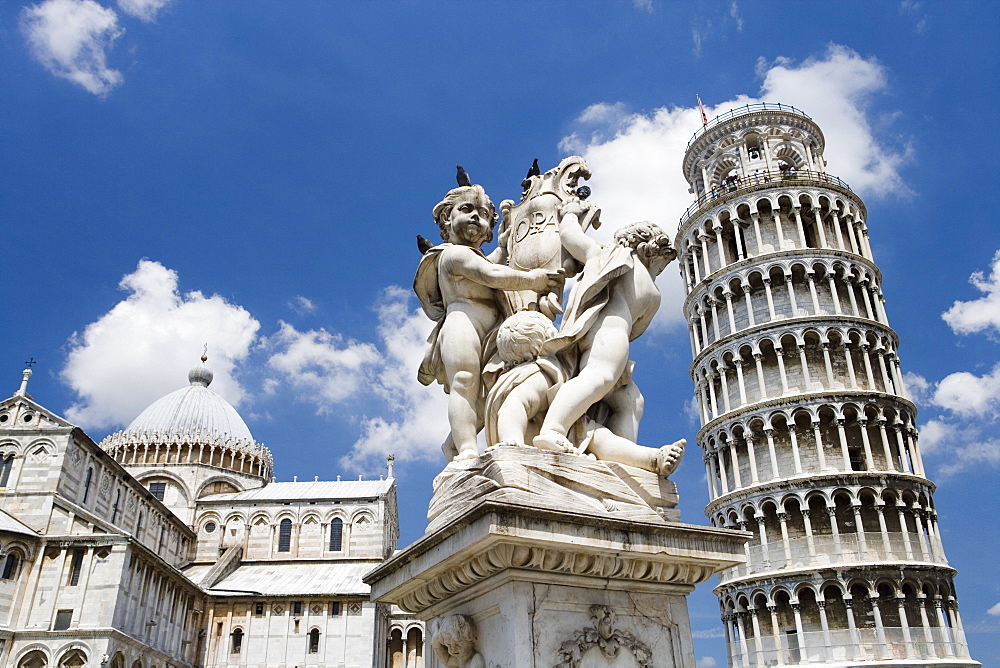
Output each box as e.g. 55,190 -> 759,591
99,360 -> 272,480
122,363 -> 254,444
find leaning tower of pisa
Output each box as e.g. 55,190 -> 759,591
675,103 -> 978,666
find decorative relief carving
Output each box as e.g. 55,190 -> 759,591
395,541 -> 717,613
556,606 -> 652,668
432,615 -> 485,668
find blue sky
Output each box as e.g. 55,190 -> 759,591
2,1 -> 998,665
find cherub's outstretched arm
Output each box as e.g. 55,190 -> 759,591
557,201 -> 601,265
448,247 -> 563,292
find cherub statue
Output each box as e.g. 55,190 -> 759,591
432,614 -> 485,668
485,310 -> 684,476
414,182 -> 564,462
533,201 -> 679,457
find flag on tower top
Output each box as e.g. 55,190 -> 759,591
697,94 -> 708,127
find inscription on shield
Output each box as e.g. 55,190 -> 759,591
507,192 -> 563,272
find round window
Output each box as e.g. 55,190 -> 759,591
205,522 -> 217,533
22,413 -> 33,423
0,414 -> 9,422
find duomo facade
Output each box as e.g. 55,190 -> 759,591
0,361 -> 423,668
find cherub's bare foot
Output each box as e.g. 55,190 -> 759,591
533,432 -> 575,453
656,439 -> 686,477
453,447 -> 480,462
487,440 -> 524,451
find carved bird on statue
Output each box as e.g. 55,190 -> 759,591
416,234 -> 434,255
525,158 -> 540,179
455,164 -> 471,187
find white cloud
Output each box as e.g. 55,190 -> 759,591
942,250 -> 1000,338
266,323 -> 380,409
915,418 -> 947,455
899,1 -> 929,35
932,364 -> 1000,418
558,44 -> 912,331
289,296 -> 317,315
116,0 -> 172,22
264,287 -> 450,472
909,365 -> 1000,476
21,0 -> 124,96
632,0 -> 653,13
903,371 -> 932,405
697,658 -> 719,668
62,260 -> 261,430
340,288 -> 450,472
692,627 -> 726,639
729,2 -> 743,32
988,602 -> 1000,616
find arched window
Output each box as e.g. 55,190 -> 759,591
1,552 -> 20,580
308,628 -> 320,653
278,519 -> 292,552
231,628 -> 243,653
58,649 -> 87,668
17,650 -> 47,668
82,467 -> 93,503
0,454 -> 14,487
329,517 -> 343,551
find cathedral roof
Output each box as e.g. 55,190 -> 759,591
198,479 -> 393,502
184,561 -> 373,596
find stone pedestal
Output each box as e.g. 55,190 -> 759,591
366,449 -> 748,667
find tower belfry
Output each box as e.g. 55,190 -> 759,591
676,103 -> 978,666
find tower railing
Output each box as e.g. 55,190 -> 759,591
678,168 -> 853,225
686,102 -> 813,149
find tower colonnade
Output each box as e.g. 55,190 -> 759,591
676,103 -> 978,666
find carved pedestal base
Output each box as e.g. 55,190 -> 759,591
366,450 -> 748,667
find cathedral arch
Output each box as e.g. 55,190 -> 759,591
135,471 -> 192,504
55,648 -> 87,668
15,648 -> 49,668
195,476 -> 243,499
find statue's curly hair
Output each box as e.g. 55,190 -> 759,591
432,185 -> 498,244
614,222 -> 675,261
496,311 -> 557,364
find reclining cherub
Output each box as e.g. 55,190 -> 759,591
485,310 -> 684,477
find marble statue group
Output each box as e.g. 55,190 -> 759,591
414,157 -> 685,478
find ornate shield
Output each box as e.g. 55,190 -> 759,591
498,156 -> 600,318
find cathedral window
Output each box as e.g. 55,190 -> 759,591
82,467 -> 93,504
0,454 -> 13,487
329,601 -> 341,616
254,602 -> 265,616
278,519 -> 292,552
111,490 -> 121,524
1,553 -> 19,580
54,609 -> 73,630
329,518 -> 343,551
149,482 -> 166,501
293,601 -> 303,615
230,628 -> 243,654
309,628 -> 320,653
68,549 -> 84,586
